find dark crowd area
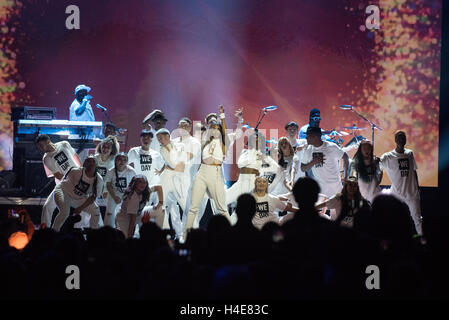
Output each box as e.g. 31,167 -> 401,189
0,179 -> 448,301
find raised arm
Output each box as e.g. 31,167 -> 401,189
234,108 -> 244,140
218,105 -> 227,139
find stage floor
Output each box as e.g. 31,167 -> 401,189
0,196 -> 216,230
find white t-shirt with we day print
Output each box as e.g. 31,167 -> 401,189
105,165 -> 136,195
127,146 -> 164,185
43,141 -> 79,181
251,193 -> 286,230
302,141 -> 345,198
259,156 -> 285,195
94,154 -> 115,180
380,149 -> 419,198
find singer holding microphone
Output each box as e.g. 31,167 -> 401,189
70,84 -> 96,122
184,107 -> 234,238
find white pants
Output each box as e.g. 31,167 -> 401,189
41,189 -> 93,229
399,194 -> 423,235
160,170 -> 189,236
383,189 -> 423,235
41,189 -> 57,227
52,187 -> 103,232
185,164 -> 231,231
104,192 -> 124,228
193,195 -> 218,228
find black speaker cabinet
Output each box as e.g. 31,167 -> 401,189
24,160 -> 55,197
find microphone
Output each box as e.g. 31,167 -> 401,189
262,105 -> 278,111
340,105 -> 354,110
96,104 -> 107,111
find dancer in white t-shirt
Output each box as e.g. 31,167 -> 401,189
104,153 -> 136,227
52,156 -> 104,232
350,140 -> 382,202
275,137 -> 298,194
127,129 -> 164,208
94,136 -> 118,181
172,118 -> 201,209
251,176 -> 298,230
260,146 -> 286,195
156,128 -> 190,238
115,175 -> 163,238
172,117 -> 202,185
380,131 -> 422,235
301,126 -> 349,198
285,121 -> 309,186
35,134 -> 81,228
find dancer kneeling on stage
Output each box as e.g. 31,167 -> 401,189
104,153 -> 136,227
115,175 -> 163,238
51,156 -> 104,232
316,177 -> 370,228
252,176 -> 298,230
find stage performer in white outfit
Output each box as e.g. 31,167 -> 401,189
51,156 -> 104,232
380,131 -> 422,235
104,153 -> 136,227
184,106 -> 234,237
156,128 -> 190,238
35,134 -> 81,228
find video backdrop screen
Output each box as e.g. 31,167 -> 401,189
0,0 -> 441,185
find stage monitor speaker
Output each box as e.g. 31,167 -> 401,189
24,160 -> 55,197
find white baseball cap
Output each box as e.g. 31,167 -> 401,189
155,128 -> 170,136
74,84 -> 91,94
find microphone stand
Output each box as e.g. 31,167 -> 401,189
350,108 -> 382,147
100,109 -> 114,126
254,109 -> 268,151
